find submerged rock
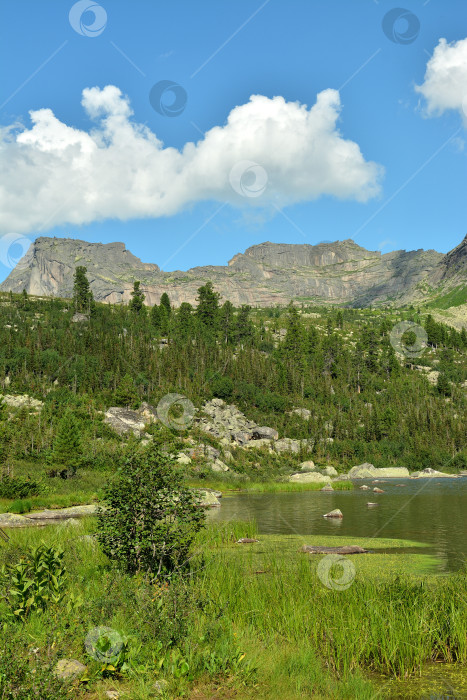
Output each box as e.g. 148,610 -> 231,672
301,544 -> 367,554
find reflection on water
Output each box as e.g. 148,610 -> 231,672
380,662 -> 467,699
208,478 -> 467,572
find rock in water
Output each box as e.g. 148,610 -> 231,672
323,509 -> 343,519
359,485 -> 370,490
301,544 -> 368,554
321,485 -> 334,491
373,487 -> 384,493
348,464 -> 410,479
237,538 -> 259,544
367,502 -> 379,507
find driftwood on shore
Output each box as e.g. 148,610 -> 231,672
300,545 -> 369,555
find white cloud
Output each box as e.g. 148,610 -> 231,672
0,86 -> 383,235
415,37 -> 467,125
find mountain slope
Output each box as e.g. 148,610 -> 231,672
1,234 -> 463,308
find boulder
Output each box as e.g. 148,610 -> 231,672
373,487 -> 384,494
0,512 -> 35,528
367,502 -> 379,507
194,489 -> 221,507
321,485 -> 334,492
25,505 -> 98,520
244,438 -> 273,450
54,659 -> 87,681
412,467 -> 457,478
176,453 -> 191,465
348,464 -> 410,479
300,460 -> 316,472
104,407 -> 146,436
288,472 -> 331,483
359,485 -> 370,491
211,458 -> 229,473
275,438 -> 302,453
251,426 -> 279,440
290,408 -> 312,419
1,394 -> 43,411
230,431 -> 252,445
71,312 -> 89,323
236,538 -> 259,544
323,509 -> 343,519
321,466 -> 338,477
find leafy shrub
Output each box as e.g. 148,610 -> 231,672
0,475 -> 44,499
0,544 -> 67,623
97,444 -> 205,578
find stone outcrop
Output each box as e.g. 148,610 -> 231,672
2,234 -> 464,308
411,467 -> 457,478
104,402 -> 158,436
1,394 -> 43,411
288,472 -> 331,483
348,464 -> 410,479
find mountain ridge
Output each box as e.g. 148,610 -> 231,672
1,234 -> 465,308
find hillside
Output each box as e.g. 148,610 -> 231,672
2,234 -> 465,307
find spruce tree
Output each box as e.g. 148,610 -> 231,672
53,411 -> 82,472
73,266 -> 94,314
129,280 -> 145,313
196,282 -> 220,334
114,374 -> 139,409
160,292 -> 172,316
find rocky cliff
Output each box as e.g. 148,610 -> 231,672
1,234 -> 465,308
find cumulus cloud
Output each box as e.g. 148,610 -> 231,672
0,86 -> 383,234
415,37 -> 467,125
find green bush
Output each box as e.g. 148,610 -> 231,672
97,444 -> 205,578
0,475 -> 44,499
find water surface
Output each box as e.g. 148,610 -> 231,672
208,477 -> 467,572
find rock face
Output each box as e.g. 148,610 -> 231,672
2,235 -> 464,308
348,464 -> 410,479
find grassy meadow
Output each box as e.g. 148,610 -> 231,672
0,517 -> 466,699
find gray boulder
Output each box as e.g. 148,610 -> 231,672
323,509 -> 343,519
412,467 -> 457,478
1,394 -> 43,411
300,460 -> 316,472
211,458 -> 229,473
348,464 -> 410,479
275,438 -> 302,453
71,312 -> 89,323
251,426 -> 279,440
194,489 -> 221,507
54,659 -> 87,681
104,407 -> 147,436
290,408 -> 312,419
321,466 -> 338,477
288,472 -> 331,483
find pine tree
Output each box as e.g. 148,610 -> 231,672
114,374 -> 139,408
436,372 -> 451,396
129,281 -> 145,313
160,293 -> 172,316
53,411 -> 82,472
151,303 -> 161,330
176,302 -> 193,339
219,300 -> 236,344
73,266 -> 95,315
236,305 -> 254,346
196,282 -> 220,333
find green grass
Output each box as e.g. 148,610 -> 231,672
0,519 -> 464,699
426,284 -> 467,309
188,479 -> 354,493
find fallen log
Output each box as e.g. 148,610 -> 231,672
300,545 -> 369,555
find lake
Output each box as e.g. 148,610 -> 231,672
208,477 -> 467,572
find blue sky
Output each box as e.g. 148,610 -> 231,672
0,0 -> 466,280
